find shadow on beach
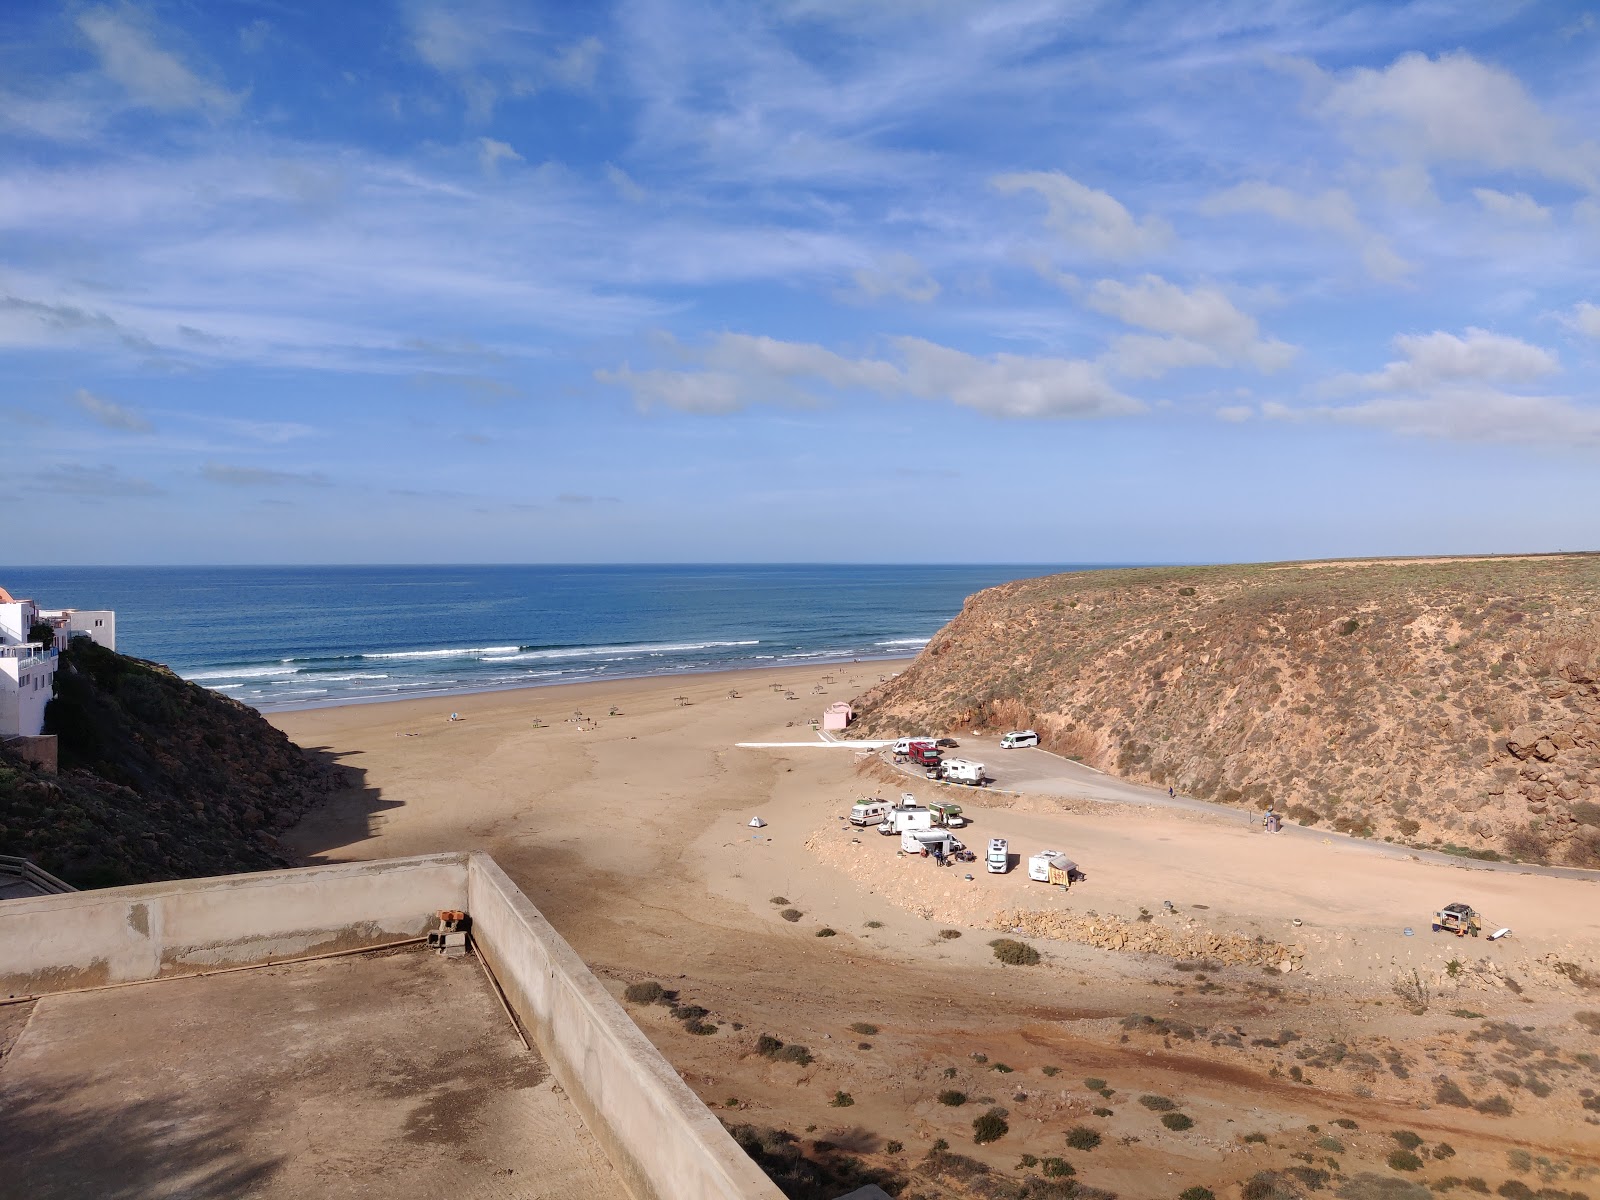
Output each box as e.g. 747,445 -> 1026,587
285,745 -> 401,864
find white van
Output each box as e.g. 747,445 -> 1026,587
1027,850 -> 1076,882
892,736 -> 936,756
987,837 -> 1009,874
1000,730 -> 1039,749
903,829 -> 963,857
877,805 -> 933,836
850,798 -> 893,826
942,759 -> 985,786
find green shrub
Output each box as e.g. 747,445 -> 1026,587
971,1108 -> 1009,1144
1331,1118 -> 1358,1129
1040,1157 -> 1074,1178
1092,1107 -> 1113,1118
1435,1079 -> 1472,1107
885,1140 -> 903,1154
1083,1077 -> 1107,1090
1139,1094 -> 1177,1112
864,919 -> 883,928
1161,1113 -> 1194,1131
1016,1154 -> 1038,1169
1433,1143 -> 1455,1160
1496,1183 -> 1534,1200
991,1063 -> 1013,1073
1041,1065 -> 1060,1076
939,929 -> 962,939
1316,1136 -> 1345,1152
1065,1126 -> 1101,1150
1388,1149 -> 1423,1172
815,927 -> 837,937
684,1020 -> 717,1035
778,1044 -> 812,1066
1242,1132 -> 1268,1144
1391,1131 -> 1424,1150
1475,1094 -> 1513,1116
850,1022 -> 879,1036
1179,1189 -> 1216,1200
989,938 -> 1040,966
623,981 -> 665,1004
931,1138 -> 948,1152
938,1090 -> 967,1107
830,1091 -> 854,1108
755,1034 -> 783,1056
780,908 -> 802,922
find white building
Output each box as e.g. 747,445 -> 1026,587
0,586 -> 116,741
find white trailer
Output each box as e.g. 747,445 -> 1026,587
987,837 -> 1010,874
1028,850 -> 1078,882
902,829 -> 964,857
941,758 -> 986,786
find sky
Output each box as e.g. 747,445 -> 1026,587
3,0 -> 1600,565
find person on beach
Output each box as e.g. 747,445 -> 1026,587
1168,786 -> 1175,798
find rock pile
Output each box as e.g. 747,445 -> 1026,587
992,907 -> 1304,969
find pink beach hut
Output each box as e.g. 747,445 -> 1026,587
822,701 -> 854,731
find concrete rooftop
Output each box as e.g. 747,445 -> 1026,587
0,945 -> 627,1200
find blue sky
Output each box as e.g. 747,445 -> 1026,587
3,1 -> 1599,565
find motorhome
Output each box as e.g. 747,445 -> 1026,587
1000,730 -> 1039,749
907,741 -> 942,770
892,736 -> 936,756
1028,850 -> 1077,883
987,837 -> 1010,874
941,758 -> 985,786
877,805 -> 933,835
927,801 -> 966,828
849,798 -> 894,827
902,829 -> 963,857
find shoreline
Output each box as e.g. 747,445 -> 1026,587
245,651 -> 916,714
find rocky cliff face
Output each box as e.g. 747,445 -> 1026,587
0,639 -> 345,887
852,555 -> 1600,865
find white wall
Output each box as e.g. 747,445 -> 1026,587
0,653 -> 52,739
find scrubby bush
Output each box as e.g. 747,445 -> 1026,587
1162,1113 -> 1195,1131
1475,1094 -> 1514,1116
1433,1143 -> 1455,1160
1331,1118 -> 1358,1129
971,1108 -> 1009,1144
815,927 -> 837,937
1092,1107 -> 1113,1118
850,1022 -> 878,1036
1139,1094 -> 1178,1112
884,1140 -> 903,1154
769,896 -> 789,905
1435,1078 -> 1472,1107
1040,1157 -> 1074,1177
780,908 -> 802,922
623,981 -> 665,1004
939,928 -> 962,939
991,1063 -> 1013,1073
937,1090 -> 967,1107
1083,1077 -> 1107,1090
1041,1065 -> 1060,1076
989,938 -> 1040,966
1316,1136 -> 1345,1152
778,1044 -> 813,1066
1065,1126 -> 1101,1151
1179,1189 -> 1216,1200
1387,1149 -> 1423,1171
671,1004 -> 708,1022
684,1020 -> 717,1035
1391,1131 -> 1423,1150
830,1091 -> 855,1107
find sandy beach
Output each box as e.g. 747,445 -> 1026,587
275,663 -> 1600,1195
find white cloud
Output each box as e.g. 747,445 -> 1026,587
477,137 -> 522,176
1472,188 -> 1551,224
70,388 -> 151,433
598,331 -> 1139,420
76,6 -> 236,114
404,2 -> 598,118
1215,405 -> 1254,422
1315,51 -> 1600,192
992,172 -> 1171,259
550,36 -> 603,90
1086,275 -> 1296,377
1564,302 -> 1600,340
846,253 -> 940,304
1205,182 -> 1412,283
605,163 -> 646,203
202,463 -> 329,487
1356,328 -> 1558,392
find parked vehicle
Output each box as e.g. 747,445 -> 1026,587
1000,730 -> 1039,749
902,829 -> 964,857
908,741 -> 942,770
927,801 -> 966,828
1433,902 -> 1481,937
892,736 -> 936,756
1028,850 -> 1078,883
987,837 -> 1010,874
941,758 -> 985,787
936,737 -> 959,748
850,798 -> 893,827
878,804 -> 933,836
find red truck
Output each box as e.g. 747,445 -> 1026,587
907,740 -> 942,772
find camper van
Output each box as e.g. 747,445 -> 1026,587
941,759 -> 985,787
892,736 -> 937,757
902,829 -> 963,857
1000,730 -> 1039,749
877,805 -> 933,836
987,838 -> 1010,874
927,801 -> 966,828
850,798 -> 894,827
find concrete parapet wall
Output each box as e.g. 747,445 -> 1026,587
0,852 -> 468,996
466,853 -> 783,1200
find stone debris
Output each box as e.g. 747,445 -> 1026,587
990,907 -> 1303,969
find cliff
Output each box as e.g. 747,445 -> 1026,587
852,555 -> 1600,865
0,639 -> 345,887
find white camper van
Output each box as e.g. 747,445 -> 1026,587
1000,730 -> 1039,749
877,805 -> 933,836
987,837 -> 1010,874
892,736 -> 936,756
941,759 -> 985,786
849,798 -> 894,826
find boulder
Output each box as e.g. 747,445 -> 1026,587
1506,725 -> 1543,759
1533,737 -> 1560,761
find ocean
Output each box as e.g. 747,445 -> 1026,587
2,564 -> 1098,711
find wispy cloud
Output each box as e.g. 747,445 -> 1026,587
993,172 -> 1172,259
70,387 -> 152,433
1203,182 -> 1411,282
76,5 -> 237,115
35,463 -> 163,497
201,463 -> 330,487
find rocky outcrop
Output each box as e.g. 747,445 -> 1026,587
0,639 -> 345,887
853,555 -> 1600,864
993,908 -> 1301,969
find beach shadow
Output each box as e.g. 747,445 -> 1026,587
0,1070 -> 286,1199
286,745 -> 403,863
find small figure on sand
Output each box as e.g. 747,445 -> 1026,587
1168,786 -> 1175,798
449,712 -> 460,722
1263,804 -> 1281,833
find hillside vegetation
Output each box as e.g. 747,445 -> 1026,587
0,639 -> 344,887
852,554 -> 1600,865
